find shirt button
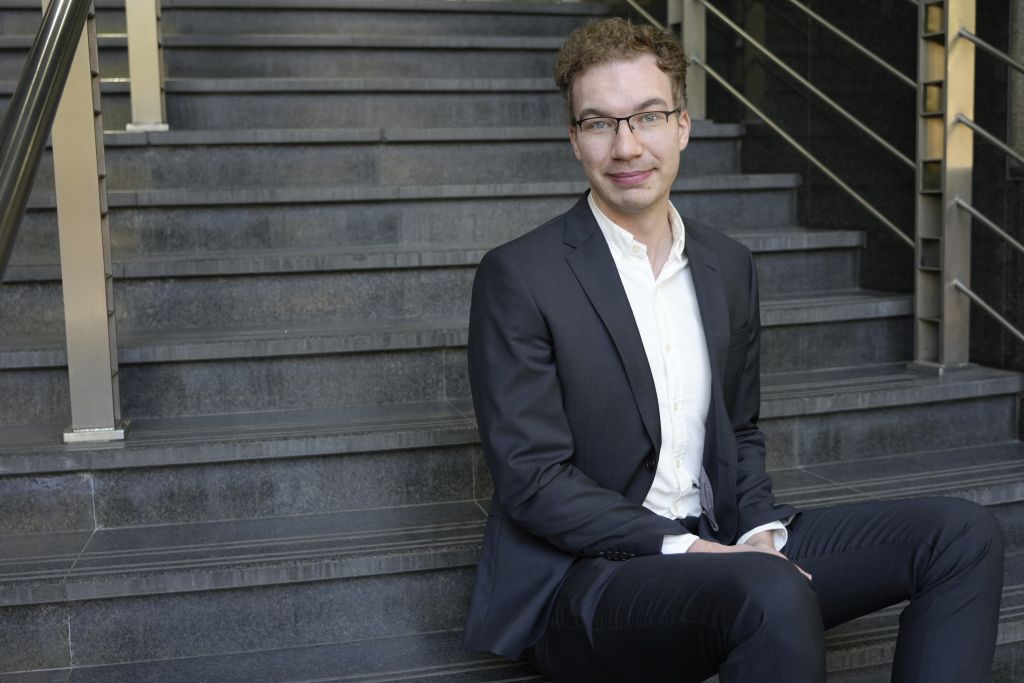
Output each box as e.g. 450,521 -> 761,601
672,402 -> 680,413
631,245 -> 641,255
664,343 -> 672,352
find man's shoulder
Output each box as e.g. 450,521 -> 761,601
481,210 -> 572,269
683,216 -> 754,268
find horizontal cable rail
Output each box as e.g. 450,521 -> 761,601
623,0 -> 914,248
955,113 -> 1024,166
700,0 -> 915,169
952,279 -> 1024,344
0,0 -> 92,279
781,0 -> 916,89
959,28 -> 1024,77
624,0 -> 662,29
692,55 -> 915,248
954,198 -> 1024,257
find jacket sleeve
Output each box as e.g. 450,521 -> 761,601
468,248 -> 684,559
729,252 -> 790,536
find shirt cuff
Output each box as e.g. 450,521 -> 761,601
661,533 -> 700,554
736,521 -> 789,551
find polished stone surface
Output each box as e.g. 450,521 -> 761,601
0,603 -> 69,672
67,566 -> 475,665
0,474 -> 93,535
92,445 -> 477,526
2,0 -> 1023,679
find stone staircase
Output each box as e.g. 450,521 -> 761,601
0,1 -> 1022,680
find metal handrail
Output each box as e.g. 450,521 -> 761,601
624,0 -> 662,29
952,279 -> 1024,345
0,0 -> 92,279
622,0 -> 914,248
699,0 -> 915,169
693,55 -> 915,248
955,113 -> 1024,166
780,0 -> 916,89
959,28 -> 1024,77
954,198 -> 1024,258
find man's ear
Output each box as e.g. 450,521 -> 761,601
677,109 -> 692,152
569,124 -> 583,161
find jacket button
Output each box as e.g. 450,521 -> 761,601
645,457 -> 657,471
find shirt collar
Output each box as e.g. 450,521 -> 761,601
588,193 -> 686,262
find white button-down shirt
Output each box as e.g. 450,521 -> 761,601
590,195 -> 786,554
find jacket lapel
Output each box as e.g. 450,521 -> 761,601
562,197 -> 662,452
684,227 -> 729,381
685,223 -> 736,538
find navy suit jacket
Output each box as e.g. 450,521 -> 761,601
463,194 -> 797,659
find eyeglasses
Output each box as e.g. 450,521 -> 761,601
573,109 -> 681,141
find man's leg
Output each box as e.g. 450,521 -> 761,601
529,550 -> 826,683
784,497 -> 1004,682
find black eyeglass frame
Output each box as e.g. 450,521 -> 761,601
573,108 -> 682,133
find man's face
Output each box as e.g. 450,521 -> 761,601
569,54 -> 690,228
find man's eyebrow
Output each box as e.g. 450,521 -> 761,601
637,97 -> 671,110
575,97 -> 672,120
575,107 -> 609,119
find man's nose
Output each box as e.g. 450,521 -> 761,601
611,121 -> 643,158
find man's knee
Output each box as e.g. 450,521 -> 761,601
715,555 -> 821,645
905,497 -> 1005,591
924,497 -> 1004,558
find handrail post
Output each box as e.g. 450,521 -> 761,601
1010,0 -> 1024,177
125,0 -> 167,131
671,0 -> 706,119
44,0 -> 126,442
912,0 -> 976,373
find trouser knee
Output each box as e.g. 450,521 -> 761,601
725,555 -> 822,648
929,498 -> 1004,566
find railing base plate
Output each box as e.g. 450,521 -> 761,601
907,360 -> 977,376
63,421 -> 129,444
126,122 -> 169,132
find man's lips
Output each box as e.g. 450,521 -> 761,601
607,169 -> 653,186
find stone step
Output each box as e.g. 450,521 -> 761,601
0,286 -> 908,366
0,2 -> 124,35
159,34 -> 563,80
27,125 -> 742,192
0,290 -> 912,424
0,35 -> 128,80
0,0 -> 611,38
154,0 -> 610,38
1,78 -> 567,129
1,444 -> 1021,675
761,364 -> 1023,469
7,226 -> 853,286
1,33 -> 572,81
0,224 -> 864,337
7,608 -> 1023,683
1,227 -> 864,337
0,290 -> 908,371
13,175 -> 803,260
0,364 -> 1019,502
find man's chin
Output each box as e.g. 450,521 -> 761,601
597,187 -> 662,214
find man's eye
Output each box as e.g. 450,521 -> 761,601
590,120 -> 611,130
641,113 -> 661,124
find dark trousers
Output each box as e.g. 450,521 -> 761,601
529,497 -> 1004,683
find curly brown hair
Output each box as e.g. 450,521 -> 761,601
553,17 -> 688,124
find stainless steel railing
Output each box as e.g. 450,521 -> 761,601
941,27 -> 1024,346
625,0 -> 916,247
625,0 -> 1022,361
0,0 -> 92,279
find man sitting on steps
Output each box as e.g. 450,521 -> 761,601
462,17 -> 1004,683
